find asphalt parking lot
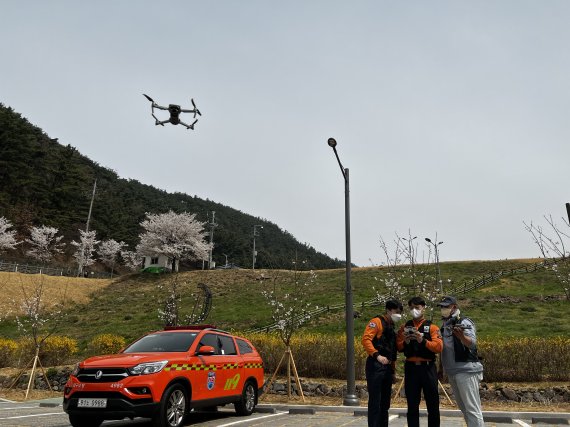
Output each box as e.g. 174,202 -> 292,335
1,398 -> 568,427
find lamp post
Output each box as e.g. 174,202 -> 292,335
252,225 -> 263,270
327,137 -> 359,406
425,237 -> 444,294
402,235 -> 417,288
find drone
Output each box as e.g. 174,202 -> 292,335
143,94 -> 201,130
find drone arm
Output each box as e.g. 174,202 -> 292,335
153,104 -> 168,110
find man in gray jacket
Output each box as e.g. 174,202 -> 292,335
437,296 -> 484,427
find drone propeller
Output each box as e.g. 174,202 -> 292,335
190,119 -> 198,129
143,93 -> 155,103
191,98 -> 202,117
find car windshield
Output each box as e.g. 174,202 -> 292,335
123,332 -> 198,353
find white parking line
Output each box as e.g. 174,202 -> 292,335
0,398 -> 16,403
0,412 -> 62,420
0,406 -> 39,411
389,415 -> 398,421
216,412 -> 286,426
513,420 -> 532,427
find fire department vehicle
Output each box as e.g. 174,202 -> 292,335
63,326 -> 265,427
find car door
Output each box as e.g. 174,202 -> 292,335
191,332 -> 223,401
217,334 -> 243,398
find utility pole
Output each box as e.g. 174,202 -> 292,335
86,179 -> 97,233
79,179 -> 97,276
252,225 -> 263,269
208,211 -> 217,269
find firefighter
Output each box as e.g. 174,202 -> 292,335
361,299 -> 404,427
397,296 -> 443,427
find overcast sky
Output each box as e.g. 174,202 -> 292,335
2,1 -> 569,266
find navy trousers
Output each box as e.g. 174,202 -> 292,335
404,361 -> 440,427
365,356 -> 393,427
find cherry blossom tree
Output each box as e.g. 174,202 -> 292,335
136,211 -> 211,272
0,216 -> 18,253
71,230 -> 99,276
98,239 -> 126,277
121,249 -> 142,271
261,259 -> 315,401
25,226 -> 65,263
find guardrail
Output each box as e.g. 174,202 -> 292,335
0,260 -> 112,279
246,257 -> 566,334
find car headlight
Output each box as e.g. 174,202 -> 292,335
71,363 -> 80,377
128,361 -> 168,376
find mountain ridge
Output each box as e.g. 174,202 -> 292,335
0,103 -> 343,269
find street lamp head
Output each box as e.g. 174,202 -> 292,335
438,241 -> 444,245
425,238 -> 432,243
327,138 -> 337,148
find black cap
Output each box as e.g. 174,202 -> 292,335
437,296 -> 457,307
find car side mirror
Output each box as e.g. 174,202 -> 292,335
197,345 -> 215,355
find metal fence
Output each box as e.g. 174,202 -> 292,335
0,260 -> 112,279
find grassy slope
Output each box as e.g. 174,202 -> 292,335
0,258 -> 568,350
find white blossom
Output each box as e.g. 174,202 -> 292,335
26,225 -> 65,263
136,211 -> 211,272
0,217 -> 18,252
121,249 -> 142,271
71,229 -> 100,275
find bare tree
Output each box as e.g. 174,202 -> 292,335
524,214 -> 570,300
0,216 -> 18,253
376,230 -> 442,318
136,211 -> 211,272
26,225 -> 65,263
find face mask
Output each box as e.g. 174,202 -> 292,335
440,307 -> 452,318
411,308 -> 423,319
390,313 -> 402,322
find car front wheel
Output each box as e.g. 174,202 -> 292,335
234,380 -> 257,416
153,383 -> 188,427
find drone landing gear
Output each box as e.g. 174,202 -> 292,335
179,119 -> 198,130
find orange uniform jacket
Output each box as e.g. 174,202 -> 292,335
361,314 -> 397,370
396,318 -> 443,362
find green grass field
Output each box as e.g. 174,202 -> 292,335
0,258 -> 568,352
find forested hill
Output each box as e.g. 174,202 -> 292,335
0,104 -> 343,269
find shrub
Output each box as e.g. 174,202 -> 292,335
16,336 -> 78,366
88,334 -> 126,355
245,332 -> 570,382
0,338 -> 18,367
478,336 -> 570,382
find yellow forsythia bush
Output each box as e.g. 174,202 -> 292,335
17,336 -> 79,366
42,336 -> 79,366
245,333 -> 570,382
0,338 -> 18,367
88,334 -> 126,355
245,332 -> 367,379
478,337 -> 570,382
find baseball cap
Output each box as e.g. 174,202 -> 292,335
437,296 -> 457,307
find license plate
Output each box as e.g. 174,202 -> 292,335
77,398 -> 107,408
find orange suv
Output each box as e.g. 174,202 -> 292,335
63,326 -> 265,427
